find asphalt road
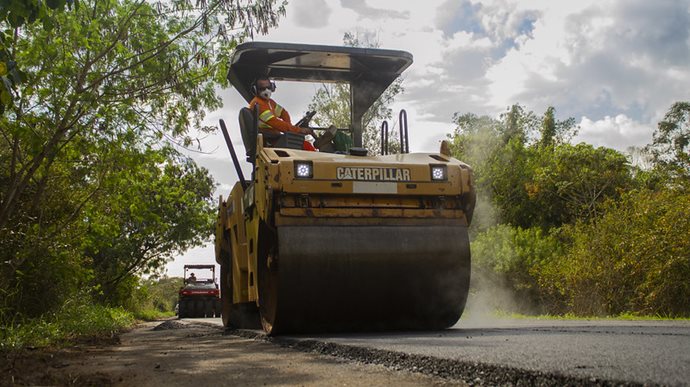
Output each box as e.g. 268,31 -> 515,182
195,317 -> 690,385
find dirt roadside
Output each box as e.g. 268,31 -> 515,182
2,320 -> 465,386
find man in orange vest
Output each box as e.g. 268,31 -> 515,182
249,77 -> 334,151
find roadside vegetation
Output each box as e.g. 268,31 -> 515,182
0,277 -> 183,350
0,0 -> 284,350
451,102 -> 690,318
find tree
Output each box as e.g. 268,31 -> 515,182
449,105 -> 538,229
539,106 -> 578,147
527,143 -> 633,227
0,0 -> 74,114
447,112 -> 503,231
0,0 -> 284,319
449,105 -> 602,230
540,106 -> 556,147
499,104 -> 539,144
307,31 -> 403,154
82,146 -> 215,305
647,101 -> 690,178
0,0 -> 284,230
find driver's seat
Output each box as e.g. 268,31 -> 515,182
238,107 -> 305,155
238,107 -> 258,162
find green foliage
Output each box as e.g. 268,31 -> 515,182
0,0 -> 73,28
496,311 -> 690,321
471,224 -> 562,313
128,276 -> 183,319
0,0 -> 284,115
646,101 -> 690,178
83,145 -> 215,305
1,0 -> 284,323
540,188 -> 690,317
539,106 -> 577,147
449,105 -> 590,230
454,101 -> 687,317
540,106 -> 556,147
0,0 -> 72,114
527,143 -> 633,227
1,0 -> 284,231
307,31 -> 403,154
0,292 -> 134,350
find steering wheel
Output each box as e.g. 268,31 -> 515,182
295,110 -> 316,128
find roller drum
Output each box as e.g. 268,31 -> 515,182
259,225 -> 471,334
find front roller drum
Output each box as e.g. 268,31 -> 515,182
258,225 -> 471,334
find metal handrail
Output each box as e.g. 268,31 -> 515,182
380,120 -> 389,155
399,109 -> 409,153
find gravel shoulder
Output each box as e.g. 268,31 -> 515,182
2,320 -> 464,386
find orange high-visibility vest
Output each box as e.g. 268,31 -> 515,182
248,97 -> 315,151
249,97 -> 302,134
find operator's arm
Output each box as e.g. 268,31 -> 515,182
265,115 -> 302,133
278,107 -> 292,125
251,98 -> 303,134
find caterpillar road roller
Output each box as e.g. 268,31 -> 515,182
215,42 -> 476,334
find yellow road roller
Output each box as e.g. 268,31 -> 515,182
215,42 -> 476,334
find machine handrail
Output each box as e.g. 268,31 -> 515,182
399,109 -> 409,154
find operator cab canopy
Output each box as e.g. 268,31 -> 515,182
227,41 -> 413,147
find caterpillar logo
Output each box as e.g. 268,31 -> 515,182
336,167 -> 411,181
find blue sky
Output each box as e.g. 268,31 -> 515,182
167,0 -> 690,277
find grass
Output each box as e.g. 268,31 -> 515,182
0,299 -> 135,351
133,308 -> 175,321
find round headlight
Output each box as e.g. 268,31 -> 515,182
430,165 -> 447,181
295,161 -> 313,178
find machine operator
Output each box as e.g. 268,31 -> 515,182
249,77 -> 335,151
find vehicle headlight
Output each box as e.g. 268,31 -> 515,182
430,165 -> 447,181
294,161 -> 313,179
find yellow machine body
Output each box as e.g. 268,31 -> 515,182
214,42 -> 475,334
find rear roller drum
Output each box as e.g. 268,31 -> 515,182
220,252 -> 261,329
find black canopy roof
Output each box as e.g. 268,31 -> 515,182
227,42 -> 413,147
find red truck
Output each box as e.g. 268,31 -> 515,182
177,264 -> 221,318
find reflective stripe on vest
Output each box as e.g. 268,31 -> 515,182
259,109 -> 275,129
259,109 -> 274,122
274,103 -> 283,117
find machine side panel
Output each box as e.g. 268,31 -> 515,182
228,183 -> 251,303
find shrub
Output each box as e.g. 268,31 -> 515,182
0,293 -> 134,351
471,225 -> 562,314
542,188 -> 690,316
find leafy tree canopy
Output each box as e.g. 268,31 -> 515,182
647,101 -> 690,179
0,0 -> 284,320
1,0 -> 284,229
448,104 -> 623,230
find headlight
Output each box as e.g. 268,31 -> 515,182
430,165 -> 447,181
294,161 -> 313,179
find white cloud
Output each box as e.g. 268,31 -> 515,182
575,114 -> 653,151
485,0 -> 690,122
340,0 -> 409,20
292,0 -> 332,28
